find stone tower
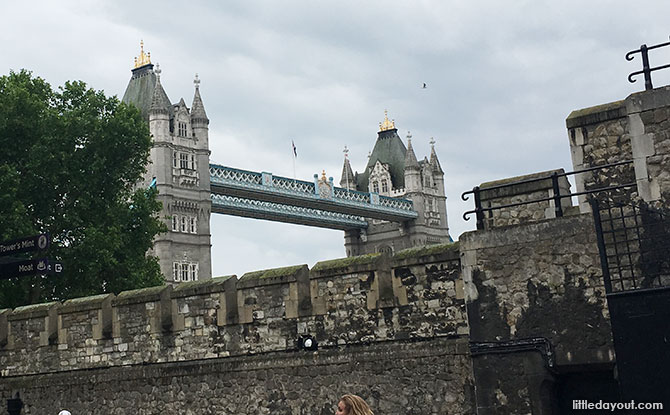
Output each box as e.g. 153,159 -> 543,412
342,111 -> 451,256
122,42 -> 212,283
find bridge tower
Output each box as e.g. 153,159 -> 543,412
342,111 -> 451,256
122,43 -> 212,283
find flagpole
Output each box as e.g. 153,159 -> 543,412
292,140 -> 296,179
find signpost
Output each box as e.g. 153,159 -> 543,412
0,233 -> 50,257
0,233 -> 62,279
0,258 -> 63,280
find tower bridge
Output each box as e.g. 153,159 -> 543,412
209,164 -> 418,229
122,44 -> 451,283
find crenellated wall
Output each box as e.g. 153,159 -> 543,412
0,244 -> 475,414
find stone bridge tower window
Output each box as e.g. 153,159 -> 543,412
178,121 -> 187,137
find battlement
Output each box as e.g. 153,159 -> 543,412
0,243 -> 464,377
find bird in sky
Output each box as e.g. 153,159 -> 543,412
422,82 -> 427,89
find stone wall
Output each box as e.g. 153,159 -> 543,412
0,337 -> 473,415
477,169 -> 573,230
460,212 -> 614,414
0,244 -> 474,414
566,86 -> 670,209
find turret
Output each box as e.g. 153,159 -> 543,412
190,74 -> 209,150
403,132 -> 421,193
339,146 -> 356,190
429,137 -> 445,197
148,64 -> 171,142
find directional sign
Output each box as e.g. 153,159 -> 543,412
0,258 -> 63,280
0,233 -> 50,257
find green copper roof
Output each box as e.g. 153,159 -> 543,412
122,64 -> 171,120
357,128 -> 407,192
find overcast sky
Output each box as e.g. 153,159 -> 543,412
4,1 -> 670,278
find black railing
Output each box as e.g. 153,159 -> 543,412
461,160 -> 635,230
626,37 -> 670,91
592,199 -> 670,294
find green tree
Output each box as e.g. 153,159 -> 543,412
0,70 -> 165,308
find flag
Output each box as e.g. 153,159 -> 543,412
292,140 -> 297,158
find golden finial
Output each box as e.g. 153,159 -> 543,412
134,40 -> 152,68
379,109 -> 396,132
321,170 -> 327,181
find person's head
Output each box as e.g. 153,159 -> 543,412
335,394 -> 373,415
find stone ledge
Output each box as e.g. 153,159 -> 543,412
626,85 -> 670,114
566,100 -> 626,129
60,293 -> 114,315
310,253 -> 381,279
112,285 -> 171,307
460,212 -> 595,251
238,264 -> 307,288
392,242 -> 460,267
479,169 -> 565,200
8,301 -> 59,321
171,275 -> 236,298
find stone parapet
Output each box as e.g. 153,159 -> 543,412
0,243 -> 465,377
565,86 -> 670,208
477,169 -> 573,229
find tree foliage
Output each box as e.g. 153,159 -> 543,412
0,70 -> 165,308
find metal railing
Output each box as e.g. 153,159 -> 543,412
461,160 -> 636,229
627,37 -> 670,91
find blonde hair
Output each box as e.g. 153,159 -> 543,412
340,394 -> 374,415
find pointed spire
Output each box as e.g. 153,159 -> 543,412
149,63 -> 171,115
404,131 -> 420,170
429,137 -> 444,174
191,73 -> 209,123
340,145 -> 356,190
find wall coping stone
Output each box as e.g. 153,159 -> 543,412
60,293 -> 114,315
392,242 -> 460,267
310,253 -> 381,279
112,285 -> 171,307
8,301 -> 58,321
460,212 -> 595,251
625,85 -> 670,114
566,100 -> 626,129
238,264 -> 307,288
171,275 -> 236,298
479,169 -> 566,200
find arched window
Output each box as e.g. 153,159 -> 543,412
381,179 -> 388,194
373,181 -> 380,193
378,245 -> 393,255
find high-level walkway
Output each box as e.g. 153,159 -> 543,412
209,164 -> 418,230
